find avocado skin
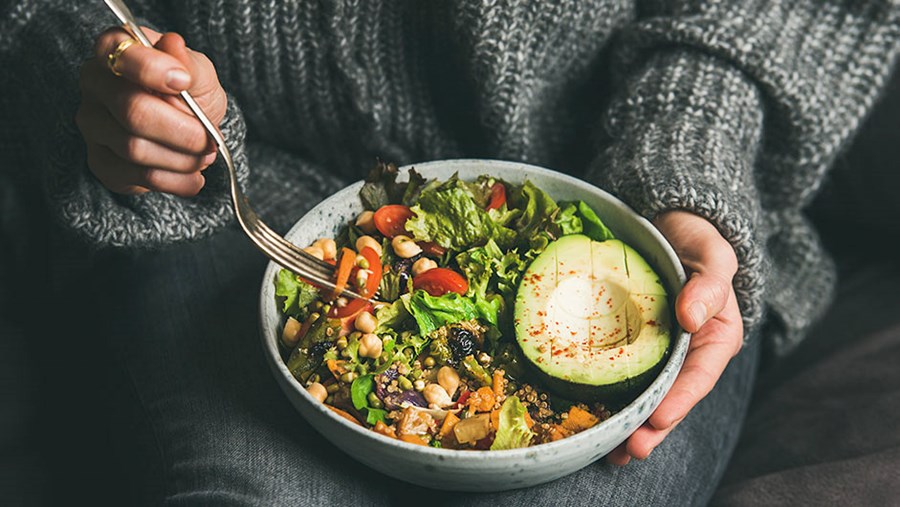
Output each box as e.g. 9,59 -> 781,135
522,345 -> 670,408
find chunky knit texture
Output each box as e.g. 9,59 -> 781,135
1,1 -> 898,355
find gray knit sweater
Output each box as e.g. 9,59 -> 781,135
1,1 -> 898,355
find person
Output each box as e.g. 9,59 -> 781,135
1,1 -> 897,505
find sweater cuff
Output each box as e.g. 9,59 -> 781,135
587,49 -> 768,332
50,94 -> 249,249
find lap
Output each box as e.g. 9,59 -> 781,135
87,224 -> 760,506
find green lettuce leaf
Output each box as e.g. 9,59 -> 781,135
455,239 -> 504,297
456,239 -> 527,301
552,202 -> 584,236
404,176 -> 515,251
275,269 -> 320,320
472,293 -> 502,328
494,250 -> 527,298
509,180 -> 559,241
401,290 -> 478,336
575,201 -> 614,241
553,200 -> 615,242
374,299 -> 412,335
490,396 -> 535,450
359,161 -> 427,210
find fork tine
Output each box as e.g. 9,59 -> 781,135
253,219 -> 336,272
246,222 -> 334,280
246,222 -> 376,302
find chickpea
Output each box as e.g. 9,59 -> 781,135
281,317 -> 302,347
412,257 -> 438,276
356,235 -> 383,257
355,210 -> 378,235
392,235 -> 422,258
307,382 -> 327,403
437,366 -> 460,397
358,333 -> 383,359
312,238 -> 337,260
302,245 -> 325,260
355,312 -> 378,334
355,269 -> 369,289
423,384 -> 453,408
413,379 -> 426,391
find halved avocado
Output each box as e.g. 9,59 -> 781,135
514,235 -> 671,404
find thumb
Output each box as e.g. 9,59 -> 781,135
677,269 -> 733,334
654,211 -> 738,333
154,32 -> 193,75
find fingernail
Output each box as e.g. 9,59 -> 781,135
689,302 -> 707,327
166,69 -> 191,90
202,152 -> 217,165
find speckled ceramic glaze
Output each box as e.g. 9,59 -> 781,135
259,159 -> 689,492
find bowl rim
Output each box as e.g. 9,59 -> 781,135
258,158 -> 690,459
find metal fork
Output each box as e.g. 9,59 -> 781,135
102,0 -> 373,302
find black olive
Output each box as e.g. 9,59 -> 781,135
309,340 -> 334,358
448,328 -> 476,362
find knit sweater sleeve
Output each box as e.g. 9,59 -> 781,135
588,1 -> 900,333
0,2 -> 248,248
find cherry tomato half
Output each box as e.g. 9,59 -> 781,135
486,182 -> 506,210
373,205 -> 415,238
413,267 -> 469,296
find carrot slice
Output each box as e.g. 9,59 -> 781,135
439,412 -> 461,438
327,405 -> 362,426
331,247 -> 356,300
332,246 -> 383,318
561,406 -> 599,432
399,434 -> 429,446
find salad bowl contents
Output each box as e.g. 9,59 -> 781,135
259,159 -> 689,491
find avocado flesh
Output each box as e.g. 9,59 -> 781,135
514,235 -> 671,403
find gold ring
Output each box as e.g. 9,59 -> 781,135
106,38 -> 137,77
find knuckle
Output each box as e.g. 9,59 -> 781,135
123,136 -> 147,162
141,167 -> 165,190
180,122 -> 208,153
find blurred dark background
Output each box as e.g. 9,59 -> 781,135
2,66 -> 897,506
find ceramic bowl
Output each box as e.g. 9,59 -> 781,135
258,159 -> 689,492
